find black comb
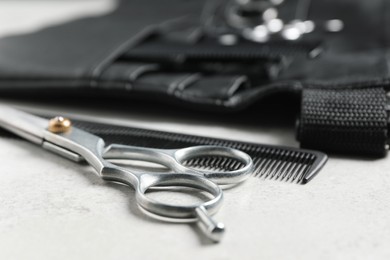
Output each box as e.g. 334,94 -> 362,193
70,120 -> 327,184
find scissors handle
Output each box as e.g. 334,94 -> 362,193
101,144 -> 254,242
43,126 -> 229,241
131,171 -> 225,242
101,163 -> 226,241
104,144 -> 254,185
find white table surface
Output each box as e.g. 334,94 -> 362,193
1,2 -> 390,260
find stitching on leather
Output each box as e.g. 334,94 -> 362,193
179,76 -> 247,99
226,76 -> 248,96
90,26 -> 157,88
167,73 -> 193,94
173,73 -> 201,96
177,76 -> 249,106
127,64 -> 160,90
90,16 -> 190,88
128,64 -> 159,82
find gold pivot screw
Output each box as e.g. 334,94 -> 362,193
48,116 -> 72,133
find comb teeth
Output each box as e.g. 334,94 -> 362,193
67,120 -> 327,184
181,148 -> 324,185
182,156 -> 245,172
251,148 -> 317,184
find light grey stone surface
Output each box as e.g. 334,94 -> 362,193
0,0 -> 116,37
0,101 -> 389,260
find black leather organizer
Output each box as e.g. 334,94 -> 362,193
0,0 -> 389,157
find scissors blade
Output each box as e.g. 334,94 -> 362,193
0,105 -> 48,145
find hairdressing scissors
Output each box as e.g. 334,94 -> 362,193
0,105 -> 253,242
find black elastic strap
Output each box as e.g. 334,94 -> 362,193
298,86 -> 388,157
